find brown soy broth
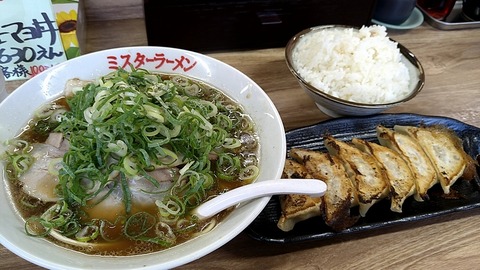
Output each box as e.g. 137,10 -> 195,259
5,72 -> 259,256
217,178 -> 247,191
5,176 -> 53,218
15,97 -> 69,143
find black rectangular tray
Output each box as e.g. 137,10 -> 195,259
246,113 -> 480,243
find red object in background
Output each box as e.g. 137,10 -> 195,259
417,0 -> 457,20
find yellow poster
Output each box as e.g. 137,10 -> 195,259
51,0 -> 81,60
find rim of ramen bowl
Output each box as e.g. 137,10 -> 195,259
0,46 -> 286,270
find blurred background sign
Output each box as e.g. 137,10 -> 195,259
0,0 -> 82,81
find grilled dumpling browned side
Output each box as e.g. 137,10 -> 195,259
394,125 -> 477,194
277,159 -> 323,232
352,138 -> 416,213
324,136 -> 389,217
376,125 -> 437,202
290,148 -> 359,231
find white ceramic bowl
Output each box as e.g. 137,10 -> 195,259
0,47 -> 286,269
285,25 -> 425,118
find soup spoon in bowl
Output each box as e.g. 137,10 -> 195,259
193,179 -> 327,219
34,179 -> 326,249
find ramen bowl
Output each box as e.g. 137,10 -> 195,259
285,25 -> 425,118
0,47 -> 286,269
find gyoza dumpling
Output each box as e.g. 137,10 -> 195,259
394,125 -> 477,194
290,148 -> 359,231
376,125 -> 437,202
352,138 -> 415,213
324,136 -> 389,217
277,159 -> 323,232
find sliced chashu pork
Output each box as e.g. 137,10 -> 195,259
19,143 -> 65,202
19,132 -> 69,202
290,148 -> 359,231
376,125 -> 437,202
394,125 -> 477,194
324,136 -> 389,217
277,159 -> 323,232
352,138 -> 415,213
85,168 -> 177,223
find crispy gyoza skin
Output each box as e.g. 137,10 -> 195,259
277,159 -> 323,232
376,125 -> 437,202
290,148 -> 359,231
352,138 -> 415,213
395,125 -> 477,194
324,136 -> 389,217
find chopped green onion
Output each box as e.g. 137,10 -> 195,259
239,165 -> 260,181
75,225 -> 99,242
223,138 -> 241,149
5,67 -> 260,247
124,212 -> 156,239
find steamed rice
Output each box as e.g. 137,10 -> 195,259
292,25 -> 411,104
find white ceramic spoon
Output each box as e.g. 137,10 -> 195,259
193,179 -> 327,219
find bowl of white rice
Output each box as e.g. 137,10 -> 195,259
285,25 -> 424,117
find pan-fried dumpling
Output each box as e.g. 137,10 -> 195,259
376,125 -> 437,202
324,136 -> 389,217
290,148 -> 359,231
277,159 -> 323,232
394,125 -> 477,194
352,138 -> 415,213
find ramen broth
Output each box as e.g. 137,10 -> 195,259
2,69 -> 259,255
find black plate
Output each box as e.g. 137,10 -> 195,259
246,113 -> 480,243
